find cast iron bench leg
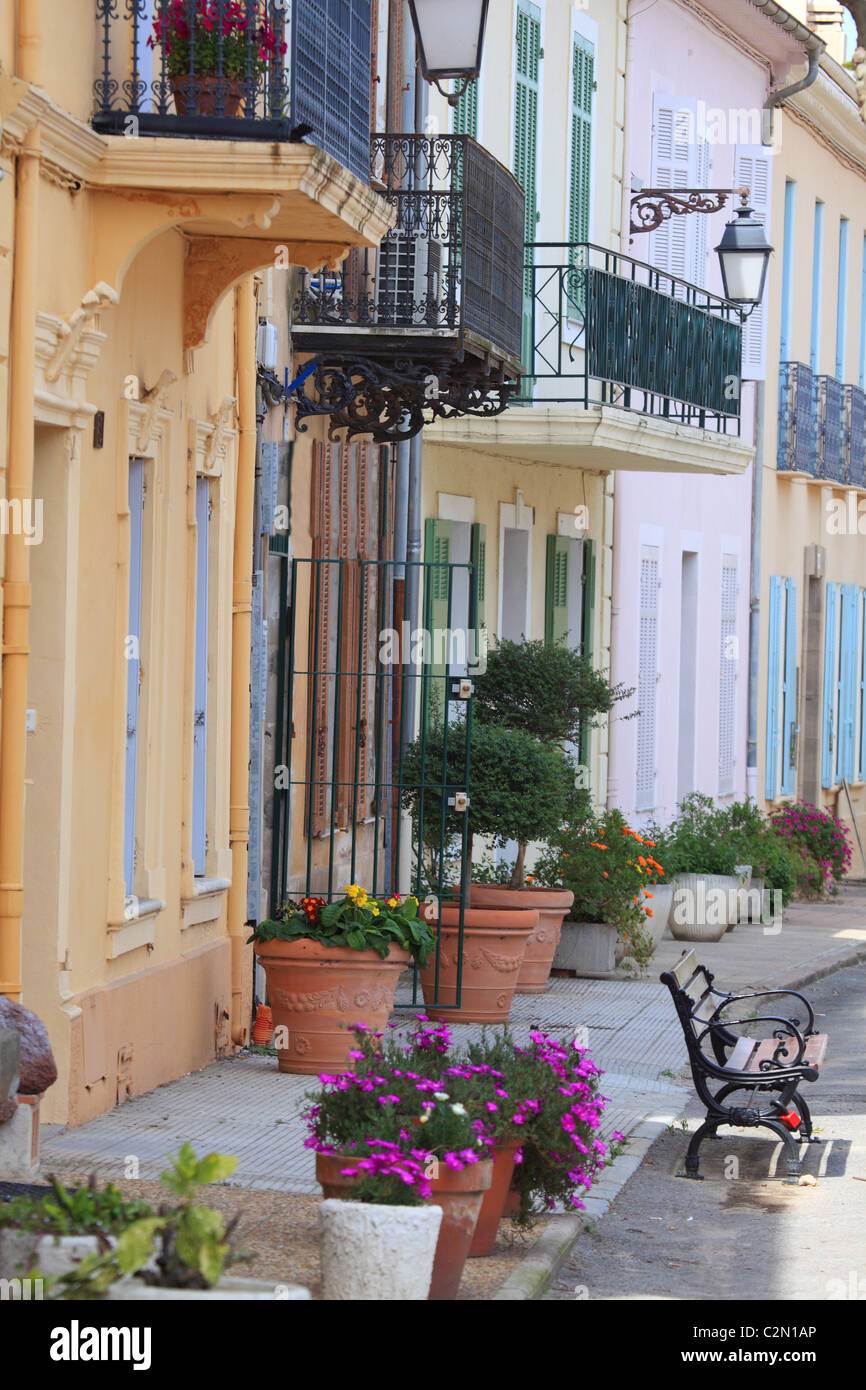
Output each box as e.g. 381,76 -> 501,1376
792,1092 -> 822,1143
680,1120 -> 719,1179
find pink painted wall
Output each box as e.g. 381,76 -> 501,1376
607,0 -> 767,827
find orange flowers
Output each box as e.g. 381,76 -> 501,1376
589,842 -> 608,851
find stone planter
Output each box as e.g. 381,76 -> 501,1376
253,938 -> 411,1075
0,1229 -> 105,1279
106,1274 -> 310,1301
746,876 -> 767,921
468,886 -> 574,993
642,881 -> 675,950
728,866 -> 753,928
552,920 -> 617,974
668,873 -> 741,942
418,905 -> 535,1023
318,1198 -> 442,1300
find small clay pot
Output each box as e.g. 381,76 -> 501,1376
468,1138 -> 522,1257
171,75 -> 244,118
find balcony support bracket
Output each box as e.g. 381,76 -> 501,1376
290,356 -> 519,442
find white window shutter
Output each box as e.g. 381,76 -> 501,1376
649,95 -> 705,290
636,545 -> 660,811
735,146 -> 773,379
718,555 -> 737,795
692,137 -> 712,289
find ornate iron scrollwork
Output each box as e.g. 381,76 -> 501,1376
630,189 -> 735,235
290,357 -> 519,442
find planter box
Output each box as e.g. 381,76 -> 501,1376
106,1274 -> 311,1301
643,882 -> 675,949
319,1199 -> 442,1300
0,1229 -> 106,1279
552,921 -> 617,974
669,874 -> 741,942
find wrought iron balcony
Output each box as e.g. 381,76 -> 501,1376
523,244 -> 743,432
290,134 -> 526,440
778,363 -> 866,484
92,0 -> 372,181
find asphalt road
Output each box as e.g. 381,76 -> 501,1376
547,962 -> 866,1301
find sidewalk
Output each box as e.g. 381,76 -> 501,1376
36,890 -> 866,1297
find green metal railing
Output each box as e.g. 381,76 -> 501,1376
268,547 -> 482,1008
523,242 -> 743,431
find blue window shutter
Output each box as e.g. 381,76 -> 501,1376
192,477 -> 209,876
124,459 -> 144,893
765,576 -> 782,800
860,589 -> 866,779
839,583 -> 858,783
822,581 -> 839,788
781,579 -> 798,795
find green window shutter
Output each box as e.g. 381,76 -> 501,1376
470,522 -> 486,636
545,535 -> 570,647
453,78 -> 478,139
424,518 -> 452,728
569,35 -> 594,246
765,575 -> 783,800
582,538 -> 596,661
515,2 -> 541,391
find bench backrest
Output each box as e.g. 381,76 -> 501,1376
660,949 -> 722,1057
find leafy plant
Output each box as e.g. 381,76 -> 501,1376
646,793 -> 741,877
769,802 -> 853,899
723,798 -> 799,904
149,1 -> 287,81
50,1146 -> 243,1298
249,888 -> 436,968
0,1175 -> 152,1243
534,808 -> 664,936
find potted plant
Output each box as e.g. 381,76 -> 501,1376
305,1020 -> 493,1300
51,1144 -> 310,1301
468,640 -> 634,991
402,720 -> 576,1019
648,793 -> 743,942
0,1175 -> 153,1279
249,888 -> 435,1075
148,1 -> 287,117
723,799 -> 798,924
534,809 -> 665,973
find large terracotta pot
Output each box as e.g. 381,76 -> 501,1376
171,75 -> 244,117
316,1152 -> 493,1301
468,1138 -> 522,1257
418,905 -> 536,1023
469,886 -> 574,994
254,938 -> 410,1075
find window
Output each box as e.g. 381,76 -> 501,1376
124,458 -> 144,894
649,95 -> 710,288
780,180 -> 796,363
718,555 -> 738,795
547,533 -> 595,766
192,475 -> 210,876
860,235 -> 866,389
811,201 -> 825,372
765,576 -> 797,799
836,584 -> 859,785
636,545 -> 660,812
452,78 -> 478,139
568,34 -> 594,247
514,0 -> 541,385
735,146 -> 773,379
821,582 -> 839,789
422,516 -> 486,726
836,217 -> 850,383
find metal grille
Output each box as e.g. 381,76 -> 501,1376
525,243 -> 742,431
292,0 -> 372,181
814,376 -> 845,482
294,135 -> 525,367
777,361 -> 815,473
718,555 -> 737,796
636,546 -> 660,811
844,384 -> 866,488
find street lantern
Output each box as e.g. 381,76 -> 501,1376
407,0 -> 490,104
715,193 -> 773,316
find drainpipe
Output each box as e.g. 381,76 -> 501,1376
746,0 -> 825,140
227,280 -> 258,1045
746,381 -> 765,804
0,0 -> 42,1002
402,17 -> 426,751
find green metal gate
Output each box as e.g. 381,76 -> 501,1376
268,542 -> 480,1008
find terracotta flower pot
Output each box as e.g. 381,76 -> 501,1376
254,938 -> 410,1075
171,75 -> 244,118
315,1152 -> 493,1300
469,886 -> 574,994
468,1138 -> 522,1257
418,905 -> 536,1023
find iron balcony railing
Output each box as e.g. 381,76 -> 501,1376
92,0 -> 372,181
778,363 -> 866,484
523,243 -> 743,431
293,134 -> 525,369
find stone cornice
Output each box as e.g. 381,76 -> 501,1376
787,59 -> 866,179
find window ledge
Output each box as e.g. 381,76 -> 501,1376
106,900 -> 164,959
182,878 -> 231,930
190,876 -> 232,900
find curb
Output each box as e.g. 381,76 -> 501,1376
492,1103 -> 688,1300
767,941 -> 866,993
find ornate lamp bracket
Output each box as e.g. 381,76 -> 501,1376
630,186 -> 749,235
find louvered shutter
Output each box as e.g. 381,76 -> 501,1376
471,522 -> 487,637
765,576 -> 782,800
453,78 -> 479,139
569,35 -> 594,246
735,147 -> 773,379
514,2 -> 541,385
545,535 -> 570,647
424,518 -> 453,728
838,583 -> 859,783
781,579 -> 798,795
582,538 -> 596,661
636,545 -> 660,811
292,0 -> 372,182
124,458 -> 144,893
859,590 -> 866,780
650,96 -> 694,285
822,582 -> 839,788
718,555 -> 737,796
192,475 -> 209,875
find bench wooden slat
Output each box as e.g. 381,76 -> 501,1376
723,1036 -> 757,1071
672,950 -> 698,987
744,1032 -> 829,1073
682,971 -> 714,1006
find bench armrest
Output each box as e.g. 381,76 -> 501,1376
720,988 -> 816,1035
697,1014 -> 808,1070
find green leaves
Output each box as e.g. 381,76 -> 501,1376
473,638 -> 634,744
249,890 -> 435,967
115,1218 -> 165,1275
